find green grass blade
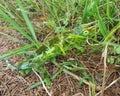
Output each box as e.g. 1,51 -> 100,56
0,44 -> 35,61
105,23 -> 120,41
16,0 -> 39,46
82,1 -> 88,23
96,6 -> 107,38
52,68 -> 64,79
98,18 -> 107,38
0,32 -> 26,44
0,8 -> 34,43
106,0 -> 110,17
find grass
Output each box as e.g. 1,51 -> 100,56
0,0 -> 120,95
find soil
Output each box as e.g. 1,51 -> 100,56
0,22 -> 120,96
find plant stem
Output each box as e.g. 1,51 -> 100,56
32,68 -> 51,96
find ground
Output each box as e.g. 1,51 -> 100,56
0,22 -> 120,96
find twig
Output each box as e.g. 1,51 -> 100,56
95,77 -> 120,96
32,68 -> 51,96
65,73 -> 74,92
73,92 -> 84,96
43,32 -> 52,42
89,84 -> 91,96
100,42 -> 108,96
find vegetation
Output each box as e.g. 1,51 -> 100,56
0,0 -> 120,95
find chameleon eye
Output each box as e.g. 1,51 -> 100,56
83,30 -> 89,36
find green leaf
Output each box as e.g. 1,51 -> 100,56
45,77 -> 51,86
45,47 -> 55,54
27,82 -> 42,90
62,62 -> 74,65
19,62 -> 30,70
78,77 -> 86,87
5,59 -> 18,70
71,67 -> 86,71
115,46 -> 120,54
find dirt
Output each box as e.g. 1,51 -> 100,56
0,22 -> 120,96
